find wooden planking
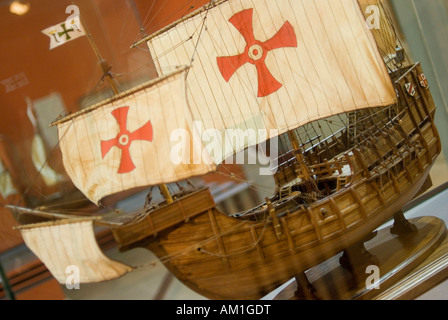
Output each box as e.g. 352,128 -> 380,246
113,188 -> 215,247
150,168 -> 437,299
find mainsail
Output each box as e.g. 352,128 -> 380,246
145,0 -> 397,164
54,69 -> 215,205
18,219 -> 133,283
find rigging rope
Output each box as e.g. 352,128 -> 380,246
7,0 -> 410,274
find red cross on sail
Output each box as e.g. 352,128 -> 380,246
217,8 -> 297,97
101,106 -> 153,174
146,0 -> 397,164
56,69 -> 215,205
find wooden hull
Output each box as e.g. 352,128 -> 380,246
139,165 -> 435,299
112,63 -> 442,299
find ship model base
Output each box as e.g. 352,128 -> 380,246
273,215 -> 447,300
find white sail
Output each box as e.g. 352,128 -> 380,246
31,134 -> 64,187
27,98 -> 64,187
146,0 -> 397,164
19,219 -> 132,283
55,69 -> 215,204
0,160 -> 18,199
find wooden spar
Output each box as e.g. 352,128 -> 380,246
287,131 -> 319,194
79,14 -> 119,95
81,12 -> 174,205
130,0 -> 227,48
4,205 -> 121,227
159,184 -> 174,204
265,197 -> 282,239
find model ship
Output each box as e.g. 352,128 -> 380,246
9,0 -> 442,299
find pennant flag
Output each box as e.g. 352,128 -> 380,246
42,20 -> 86,50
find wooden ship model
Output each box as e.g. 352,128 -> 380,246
8,0 -> 445,299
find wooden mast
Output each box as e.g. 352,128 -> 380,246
159,184 -> 174,204
80,13 -> 173,205
79,14 -> 119,95
287,131 -> 319,194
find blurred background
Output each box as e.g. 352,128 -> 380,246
0,0 -> 447,300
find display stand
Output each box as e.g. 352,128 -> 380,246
273,216 -> 448,300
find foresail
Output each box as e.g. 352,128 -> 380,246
147,0 -> 397,164
19,219 -> 132,283
56,69 -> 216,205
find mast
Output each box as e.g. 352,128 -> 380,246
159,184 -> 173,204
80,13 -> 174,205
79,14 -> 119,95
287,131 -> 319,195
